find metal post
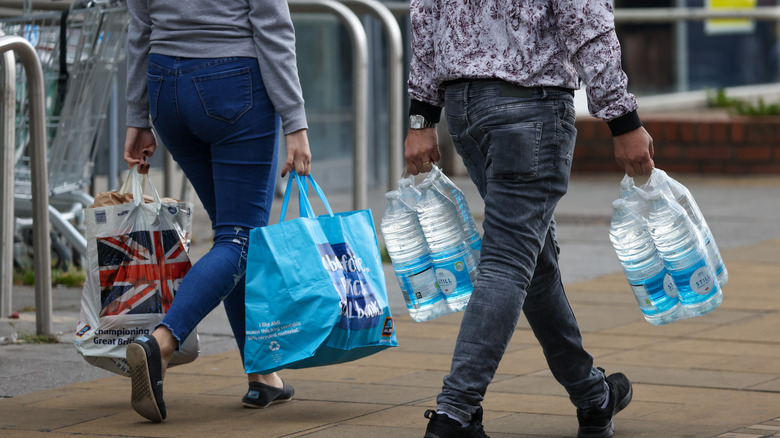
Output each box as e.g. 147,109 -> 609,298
338,0 -> 404,191
108,77 -> 118,191
675,0 -> 689,92
0,39 -> 15,318
0,35 -> 52,335
290,0 -> 369,211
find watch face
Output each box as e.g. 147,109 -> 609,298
410,115 -> 424,129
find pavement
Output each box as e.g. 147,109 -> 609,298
1,169 -> 780,438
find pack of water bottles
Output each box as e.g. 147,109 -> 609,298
609,168 -> 728,325
380,165 -> 482,322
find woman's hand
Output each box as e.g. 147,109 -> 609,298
281,129 -> 312,177
124,127 -> 157,174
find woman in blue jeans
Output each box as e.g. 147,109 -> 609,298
122,0 -> 311,423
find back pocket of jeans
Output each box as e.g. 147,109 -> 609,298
146,72 -> 163,123
482,121 -> 541,180
193,67 -> 253,124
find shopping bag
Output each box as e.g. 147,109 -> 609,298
74,166 -> 200,376
243,172 -> 398,374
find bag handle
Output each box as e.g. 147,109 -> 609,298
119,165 -> 162,219
280,171 -> 334,221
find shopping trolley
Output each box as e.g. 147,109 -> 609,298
3,0 -> 128,271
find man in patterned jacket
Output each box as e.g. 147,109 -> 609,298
403,1 -> 654,437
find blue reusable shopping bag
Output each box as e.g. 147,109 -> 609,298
243,172 -> 397,374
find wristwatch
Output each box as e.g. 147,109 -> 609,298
409,114 -> 437,130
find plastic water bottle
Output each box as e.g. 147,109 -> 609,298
609,199 -> 682,325
424,166 -> 482,264
380,190 -> 446,321
647,190 -> 722,317
416,179 -> 478,313
662,173 -> 728,288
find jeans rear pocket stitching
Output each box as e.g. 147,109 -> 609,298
193,67 -> 253,124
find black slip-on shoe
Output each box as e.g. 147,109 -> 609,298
423,407 -> 490,438
126,336 -> 166,422
242,381 -> 294,408
577,369 -> 633,438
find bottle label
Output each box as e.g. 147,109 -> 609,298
396,256 -> 441,309
433,257 -> 473,296
663,273 -> 678,298
690,266 -> 716,296
629,284 -> 657,313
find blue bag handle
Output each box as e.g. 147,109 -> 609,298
280,170 -> 334,221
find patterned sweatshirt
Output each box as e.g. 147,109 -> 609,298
408,0 -> 641,135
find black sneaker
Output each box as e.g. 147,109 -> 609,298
576,369 -> 633,438
423,407 -> 490,438
242,381 -> 295,408
126,336 -> 166,422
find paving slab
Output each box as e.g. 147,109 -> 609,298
1,173 -> 779,437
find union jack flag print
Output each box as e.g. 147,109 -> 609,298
97,229 -> 191,317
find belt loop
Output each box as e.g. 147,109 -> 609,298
542,87 -> 549,100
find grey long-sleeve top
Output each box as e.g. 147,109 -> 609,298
125,0 -> 307,135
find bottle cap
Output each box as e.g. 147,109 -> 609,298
385,190 -> 400,199
612,198 -> 626,209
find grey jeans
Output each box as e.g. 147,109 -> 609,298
437,79 -> 608,422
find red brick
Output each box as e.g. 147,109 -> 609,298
575,118 -> 596,140
731,121 -> 745,143
724,164 -> 749,174
693,144 -> 732,160
657,143 -> 682,159
711,122 -> 728,143
696,123 -> 711,142
735,145 -> 772,161
680,122 -> 695,142
700,163 -> 725,173
663,122 -> 677,141
596,122 -> 613,140
748,164 -> 780,174
644,121 -> 661,139
686,146 -> 713,160
662,163 -> 699,173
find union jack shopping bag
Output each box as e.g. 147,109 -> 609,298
74,166 -> 200,376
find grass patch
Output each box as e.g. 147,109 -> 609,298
707,88 -> 780,116
16,331 -> 59,344
13,268 -> 86,287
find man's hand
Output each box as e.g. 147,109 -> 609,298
281,129 -> 312,177
124,127 -> 157,174
613,126 -> 654,177
404,127 -> 440,175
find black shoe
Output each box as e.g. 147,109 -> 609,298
242,381 -> 295,408
126,336 -> 166,422
423,407 -> 490,438
576,369 -> 633,438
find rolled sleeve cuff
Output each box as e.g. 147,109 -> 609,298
126,102 -> 152,129
607,110 -> 642,136
409,99 -> 443,123
278,105 -> 308,136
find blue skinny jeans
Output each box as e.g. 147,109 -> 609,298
438,80 -> 608,422
146,55 -> 279,361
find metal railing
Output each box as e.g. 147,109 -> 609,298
339,0 -> 404,191
291,0 -> 369,210
0,34 -> 52,335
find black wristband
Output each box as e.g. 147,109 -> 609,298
607,110 -> 643,136
409,99 -> 443,124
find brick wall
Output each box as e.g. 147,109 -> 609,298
573,115 -> 780,174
